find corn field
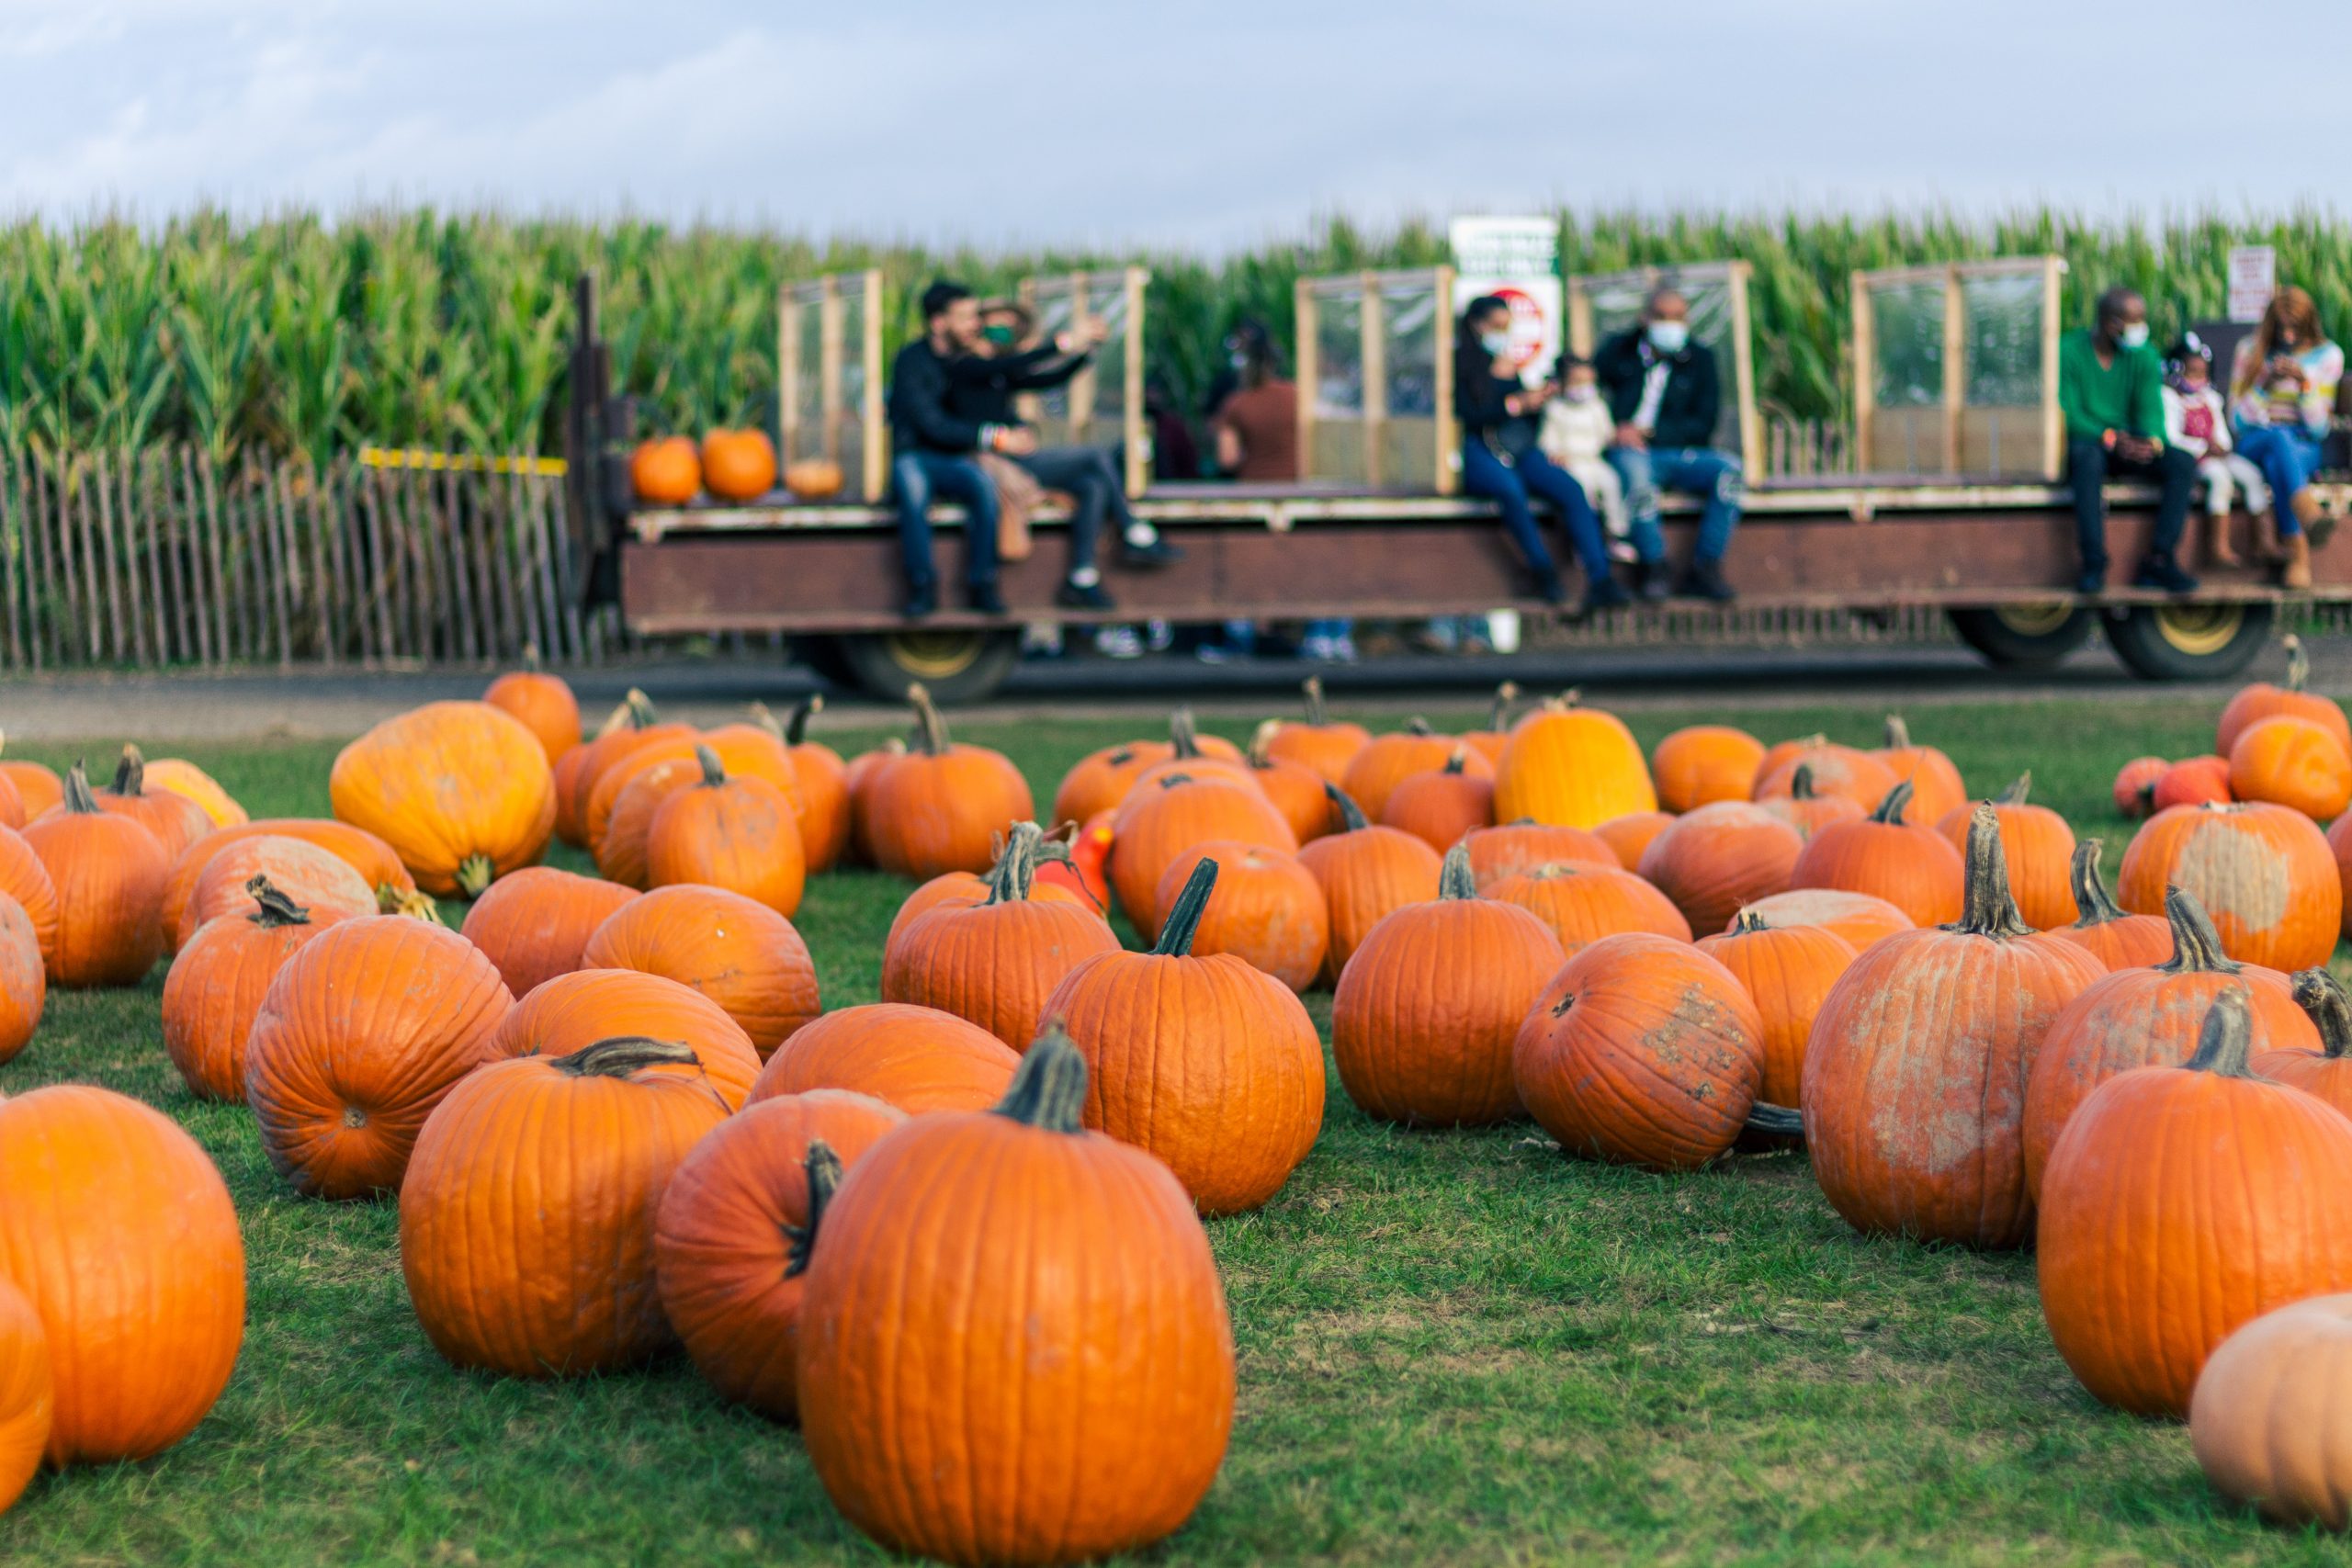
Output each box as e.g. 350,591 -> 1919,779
1,207 -> 2346,465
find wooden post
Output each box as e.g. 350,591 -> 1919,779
1727,262 -> 1763,485
1066,273 -> 1097,441
859,269 -> 887,502
778,282 -> 802,464
1359,273 -> 1387,490
1566,278 -> 1595,358
0,449 -> 21,671
818,276 -> 843,467
1941,265 -> 1966,475
1122,266 -> 1148,496
1433,265 -> 1458,494
20,453 -> 47,671
123,450 -> 155,667
2041,254 -> 2065,481
1850,272 -> 1876,479
1294,278 -> 1318,481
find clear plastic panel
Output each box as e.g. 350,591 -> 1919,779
1870,280 -> 1946,408
1962,273 -> 2042,407
1086,277 -> 1129,431
1381,277 -> 1442,488
787,286 -> 826,466
1029,285 -> 1078,424
1314,288 -> 1366,418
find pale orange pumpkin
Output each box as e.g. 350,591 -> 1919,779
1492,695 -> 1657,828
329,701 -> 556,897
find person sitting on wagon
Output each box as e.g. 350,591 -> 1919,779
2058,287 -> 2199,596
2162,334 -> 2267,569
1453,295 -> 1622,615
1594,287 -> 1742,602
2229,286 -> 2343,591
1538,355 -> 1634,562
886,280 -> 1010,618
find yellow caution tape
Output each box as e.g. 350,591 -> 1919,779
358,447 -> 567,477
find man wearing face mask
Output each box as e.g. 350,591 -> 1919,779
2059,287 -> 2199,595
1594,288 -> 1743,602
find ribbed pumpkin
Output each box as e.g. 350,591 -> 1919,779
1120,711 -> 1250,800
1333,845 -> 1565,1126
1154,840 -> 1328,993
0,827 -> 59,970
482,658 -> 581,766
486,967 -> 765,1111
643,745 -> 806,917
865,684 -> 1035,880
1753,739 -> 1899,814
882,823 -> 1122,1050
1755,763 -> 1867,840
2112,755 -> 2168,819
594,755 -> 703,888
1730,887 -> 1912,952
1459,819 -> 1619,890
1802,805 -> 2105,1247
656,1093 -> 905,1419
1052,740 -> 1173,830
2331,812 -> 2352,944
1513,932 -> 1764,1169
2153,754 -> 2233,811
1594,810 -> 1676,867
776,697 -> 851,872
1930,773 -> 2078,930
0,1279 -> 46,1511
458,865 -> 638,998
139,757 -> 246,829
1247,723 -> 1336,845
1872,716 -> 1967,824
0,897 -> 36,1066
245,914 -> 515,1199
1261,676 -> 1371,784
557,690 -> 690,849
1109,772 -> 1296,936
2216,634 -> 2350,758
2191,1293 -> 2352,1530
1489,860 -> 1691,954
401,1037 -> 730,1378
796,1036 -> 1234,1568
162,876 -> 328,1100
700,427 -> 778,500
85,747 -> 210,861
1334,719 -> 1459,822
885,826 -> 1092,962
630,435 -> 701,503
2047,840 -> 2175,971
2021,887 -> 2314,1200
746,1003 -> 1021,1115
1635,801 -> 1803,935
584,724 -> 803,861
1379,745 -> 1495,853
2119,801 -> 2340,971
23,761 -> 170,987
181,833 -> 376,942
1492,695 -> 1657,828
330,701 -> 556,897
0,752 -> 61,821
0,768 -> 26,832
161,818 -> 415,954
1651,724 -> 1766,814
2254,969 -> 2352,1120
1696,910 -> 1858,1111
582,885 -> 820,1058
2038,987 -> 2352,1416
2229,714 -> 2352,819
0,1085 -> 243,1464
1045,859 -> 1325,1213
1295,784 -> 1442,983
1786,780 -> 1964,927
842,738 -> 906,867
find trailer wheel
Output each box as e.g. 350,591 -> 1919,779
1946,604 -> 2098,670
2106,601 -> 2274,682
835,628 -> 1021,704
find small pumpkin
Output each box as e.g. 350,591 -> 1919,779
1754,763 -> 1866,840
1295,784 -> 1442,983
1488,860 -> 1691,954
1154,840 -> 1328,993
700,428 -> 779,501
1696,909 -> 1859,1113
644,745 -> 806,917
0,826 -> 60,970
2119,801 -> 2340,971
1931,773 -> 2078,930
1247,722 -> 1337,845
2153,754 -> 2233,811
745,1003 -> 1020,1115
139,757 -> 247,829
22,761 -> 170,988
162,876 -> 329,1100
1052,739 -> 1173,829
1458,819 -> 1619,890
486,967 -> 765,1111
2112,756 -> 2167,819
1634,800 -> 1803,935
585,724 -> 802,861
1119,710 -> 1250,800
842,738 -> 906,867
458,865 -> 639,998
2215,633 -> 2350,758
1593,810 -> 1677,868
775,697 -> 851,872
1379,745 -> 1495,854
1729,887 -> 1911,952
2046,840 -> 2174,971
630,435 -> 701,504
2229,713 -> 2352,820
783,456 -> 845,500
1109,771 -> 1295,937
330,701 -> 556,897
0,897 -> 39,1066
1650,724 -> 1766,815
0,1279 -> 47,1512
885,826 -> 1092,963
1492,694 -> 1657,828
180,833 -> 376,942
594,755 -> 705,888
1341,720 -> 1486,822
85,747 -> 210,860
2254,969 -> 2352,1120
482,655 -> 581,767
2192,1293 -> 2352,1529
559,690 -> 690,849
582,884 -> 821,1058
161,818 -> 415,955
1786,780 -> 1964,928
0,747 -> 61,821
1871,716 -> 1966,824
1752,739 -> 1898,814
1260,676 -> 1371,784
865,684 -> 1035,881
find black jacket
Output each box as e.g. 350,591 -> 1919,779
1592,328 -> 1721,451
888,340 -> 986,456
944,344 -> 1090,428
1453,342 -> 1537,456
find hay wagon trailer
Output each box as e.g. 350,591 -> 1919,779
563,264 -> 2352,702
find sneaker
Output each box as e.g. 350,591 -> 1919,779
1532,570 -> 1569,607
1607,540 -> 1640,564
2132,555 -> 2199,595
967,581 -> 1007,616
1636,559 -> 1673,602
1329,633 -> 1360,664
1094,625 -> 1144,660
1056,578 -> 1116,611
1679,558 -> 1736,603
1301,633 -> 1360,663
1145,619 -> 1174,653
1194,643 -> 1245,665
901,581 -> 938,619
1581,576 -> 1632,615
1121,537 -> 1184,569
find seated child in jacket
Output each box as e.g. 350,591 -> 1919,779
1538,356 -> 1634,561
2164,336 -> 2268,567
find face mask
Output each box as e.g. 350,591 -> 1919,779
1565,385 -> 1597,403
1647,321 -> 1689,354
1479,330 -> 1510,358
980,324 -> 1015,347
2115,323 -> 2149,350
1228,350 -> 1249,370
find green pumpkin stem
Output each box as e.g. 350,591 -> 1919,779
1951,801 -> 2033,939
2287,633 -> 2309,693
1302,676 -> 1330,727
1170,708 -> 1204,759
1438,843 -> 1477,900
1404,716 -> 1434,737
624,688 -> 658,729
1883,715 -> 1911,750
996,1026 -> 1089,1133
110,744 -> 146,797
905,682 -> 950,756
1323,781 -> 1370,833
548,1035 -> 702,1078
244,875 -> 312,928
2184,987 -> 2256,1077
2068,840 -> 2126,926
1489,681 -> 1521,732
784,1139 -> 842,1278
1154,857 -> 1219,955
1441,746 -> 1470,776
985,821 -> 1050,905
61,761 -> 99,815
1869,777 -> 1916,826
694,743 -> 728,788
1248,719 -> 1281,769
786,695 -> 822,746
1730,906 -> 1768,934
1790,763 -> 1817,801
455,854 -> 496,899
2157,886 -> 2236,975
1744,1102 -> 1805,1139
2291,969 -> 2352,1059
1999,772 -> 2032,806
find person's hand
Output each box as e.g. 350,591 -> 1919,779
2117,434 -> 2157,462
1522,381 -> 1555,408
999,426 -> 1039,457
1613,422 -> 1647,450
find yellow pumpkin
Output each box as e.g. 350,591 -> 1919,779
1492,695 -> 1657,829
329,702 -> 556,898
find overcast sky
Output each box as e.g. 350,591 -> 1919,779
3,0 -> 2341,248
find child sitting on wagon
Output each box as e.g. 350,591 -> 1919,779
1538,355 -> 1636,563
2162,334 -> 2268,568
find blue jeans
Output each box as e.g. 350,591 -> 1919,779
891,451 -> 1000,588
1458,441 -> 1608,582
2234,424 -> 2324,536
1609,446 -> 1744,563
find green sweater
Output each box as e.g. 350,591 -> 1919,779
2058,329 -> 2165,445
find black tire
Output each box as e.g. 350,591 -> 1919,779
2106,601 -> 2275,682
1946,604 -> 2098,670
836,628 -> 1022,704
789,636 -> 858,693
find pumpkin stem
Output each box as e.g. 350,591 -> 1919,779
783,1139 -> 843,1278
745,701 -> 784,739
1869,778 -> 1916,826
110,743 -> 146,797
455,854 -> 496,899
2156,886 -> 2237,975
1441,745 -> 1471,776
384,886 -> 445,923
623,688 -> 658,729
61,760 -> 99,815
995,1025 -> 1089,1133
1153,857 -> 1219,955
2183,986 -> 2256,1077
2067,840 -> 2126,926
1302,676 -> 1329,727
245,875 -> 312,928
1322,781 -> 1370,834
693,743 -> 728,788
2287,633 -> 2309,693
1730,906 -> 1768,934
1998,772 -> 2032,806
590,696 -> 634,741
521,642 -> 543,672
1789,763 -> 1817,801
1951,801 -> 2033,939
548,1035 -> 703,1078
1744,1102 -> 1805,1139
786,695 -> 822,746
1489,681 -> 1521,731
984,821 -> 1050,905
1169,708 -> 1204,759
1883,715 -> 1911,750
2292,968 -> 2352,1059
905,683 -> 950,756
1439,843 -> 1477,900
1248,719 -> 1280,769
1404,716 -> 1434,737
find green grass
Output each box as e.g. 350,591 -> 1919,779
3,694 -> 2347,1566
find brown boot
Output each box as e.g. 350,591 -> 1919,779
2207,511 -> 2241,567
2282,532 -> 2313,591
2254,508 -> 2285,564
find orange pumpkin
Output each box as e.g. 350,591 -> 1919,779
139,757 -> 247,829
482,659 -> 581,766
162,876 -> 324,1101
776,696 -> 851,873
1379,745 -> 1495,853
1753,740 -> 1899,814
244,915 -> 515,1199
1930,773 -> 2078,930
1594,810 -> 1677,868
0,826 -> 60,971
842,738 -> 906,867
458,865 -> 638,998
86,746 -> 210,861
1332,844 -> 1565,1126
2254,969 -> 2352,1120
2229,714 -> 2352,819
1786,780 -> 1964,928
0,1085 -> 243,1464
700,428 -> 778,501
1119,710 -> 1249,802
1650,724 -> 1766,814
2112,756 -> 2167,819
1802,805 -> 2104,1247
2048,840 -> 2175,971
594,755 -> 704,888
1489,860 -> 1691,955
1634,800 -> 1803,935
644,745 -> 806,918
1246,723 -> 1336,845
1260,676 -> 1371,784
330,701 -> 556,897
0,756 -> 61,821
2191,1292 -> 2352,1530
1052,739 -> 1173,830
585,724 -> 802,861
582,885 -> 820,1058
2022,887 -> 2314,1200
558,690 -> 687,849
1154,840 -> 1328,993
0,897 -> 40,1066
746,1003 -> 1021,1115
23,761 -> 170,988
2038,987 -> 2352,1416
865,684 -> 1035,880
1696,910 -> 1859,1111
1109,772 -> 1296,937
884,828 -> 1091,963
161,818 -> 416,955
783,456 -> 845,500
485,966 -> 764,1111
795,1036 -> 1234,1567
0,1279 -> 46,1512
631,436 -> 701,503
1458,819 -> 1619,890
655,1091 -> 905,1419
1754,763 -> 1867,840
1295,784 -> 1442,983
2119,800 -> 2340,971
1730,887 -> 1912,952
2153,754 -> 2233,811
1492,695 -> 1657,828
1341,720 -> 1482,821
180,833 -> 376,942
401,1037 -> 730,1378
1871,716 -> 1966,824
2215,633 -> 2350,758
1513,932 -> 1764,1169
1045,857 -> 1326,1213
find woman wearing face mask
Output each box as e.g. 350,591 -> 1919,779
1453,296 -> 1622,614
2229,286 -> 2343,589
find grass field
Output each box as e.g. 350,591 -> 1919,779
2,692 -> 2346,1567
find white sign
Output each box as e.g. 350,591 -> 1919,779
2228,245 -> 2276,324
1451,215 -> 1561,387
